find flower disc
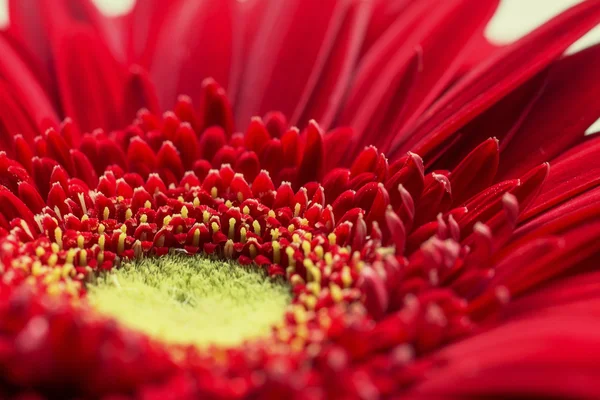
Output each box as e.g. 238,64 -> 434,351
88,254 -> 292,347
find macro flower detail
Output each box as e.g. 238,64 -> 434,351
0,0 -> 599,399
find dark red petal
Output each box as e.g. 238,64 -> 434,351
297,121 -> 324,185
197,78 -> 235,137
292,0 -> 372,129
0,36 -> 58,132
234,0 -> 339,126
522,137 -> 600,223
391,0 -> 600,160
150,0 -> 235,109
498,43 -> 600,179
123,65 -> 161,122
449,138 -> 499,205
342,0 -> 499,154
53,26 -> 126,134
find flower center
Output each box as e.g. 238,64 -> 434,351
86,253 -> 292,348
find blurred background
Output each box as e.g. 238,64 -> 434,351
0,0 -> 599,131
1,0 -> 599,48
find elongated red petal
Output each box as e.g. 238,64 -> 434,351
391,0 -> 600,160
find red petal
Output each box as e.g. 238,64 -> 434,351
392,0 -> 600,160
234,0 -> 339,126
498,43 -> 600,179
522,137 -> 600,222
123,65 -> 161,122
449,138 -> 499,205
53,26 -> 126,133
150,0 -> 235,109
342,0 -> 498,154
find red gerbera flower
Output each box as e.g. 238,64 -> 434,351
0,0 -> 600,398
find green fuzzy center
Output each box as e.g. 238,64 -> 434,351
87,253 -> 291,348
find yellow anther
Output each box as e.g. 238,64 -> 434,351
355,260 -> 365,272
301,240 -> 311,257
324,252 -> 333,265
314,245 -> 324,259
240,227 -> 247,243
118,232 -> 127,254
286,246 -> 296,268
97,251 -> 105,264
65,248 -> 76,265
272,241 -> 281,264
210,187 -> 218,198
290,274 -> 305,286
252,220 -> 261,235
193,197 -> 200,207
63,263 -> 75,278
77,235 -> 85,249
228,217 -> 236,240
224,239 -> 234,258
296,324 -> 309,340
341,266 -> 353,288
125,208 -> 133,220
140,214 -> 148,223
64,280 -> 80,296
277,328 -> 291,342
50,243 -> 60,253
177,196 -> 185,203
54,227 -> 63,249
180,206 -> 189,218
81,214 -> 89,222
132,240 -> 142,258
32,261 -> 44,276
243,206 -> 250,215
98,223 -> 106,234
304,295 -> 317,310
163,215 -> 172,226
211,222 -> 220,234
330,284 -> 343,303
192,228 -> 200,247
237,192 -> 244,202
35,247 -> 45,257
292,233 -> 301,244
103,207 -> 110,220
249,243 -> 257,259
203,210 -> 211,223
293,305 -> 307,324
144,200 -> 152,209
294,203 -> 301,217
288,224 -> 295,233
270,228 -> 281,241
300,218 -> 309,227
328,233 -> 336,245
304,258 -> 315,272
77,250 -> 87,267
304,232 -> 312,241
306,282 -> 321,296
120,224 -> 127,233
225,200 -> 233,208
46,283 -> 62,296
268,210 -> 276,218
98,234 -> 106,251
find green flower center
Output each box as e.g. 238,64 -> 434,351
87,253 -> 292,348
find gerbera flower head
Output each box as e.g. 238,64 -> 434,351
0,0 -> 600,398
